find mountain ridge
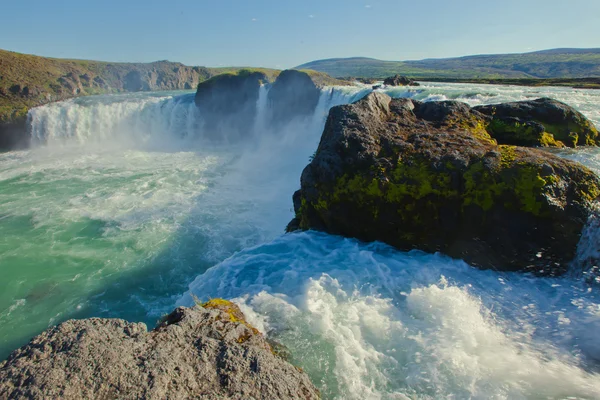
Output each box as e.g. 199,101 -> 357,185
297,48 -> 600,79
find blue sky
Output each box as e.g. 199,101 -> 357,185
2,0 -> 600,68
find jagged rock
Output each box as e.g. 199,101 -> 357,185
0,299 -> 319,400
475,98 -> 599,147
288,92 -> 600,274
383,75 -> 420,87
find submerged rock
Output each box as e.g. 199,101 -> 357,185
288,92 -> 600,274
475,98 -> 599,147
383,75 -> 420,87
0,299 -> 319,400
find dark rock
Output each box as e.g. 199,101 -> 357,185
0,117 -> 29,151
288,92 -> 600,274
383,75 -> 420,87
123,70 -> 148,92
267,70 -> 321,126
194,70 -> 269,140
475,98 -> 599,147
0,299 -> 319,400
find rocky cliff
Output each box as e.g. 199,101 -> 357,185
0,49 -> 216,150
0,299 -> 319,400
194,69 -> 349,140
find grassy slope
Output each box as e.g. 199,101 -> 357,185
0,49 -> 211,122
0,49 -> 346,124
297,49 -> 600,79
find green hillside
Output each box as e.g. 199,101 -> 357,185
297,48 -> 600,79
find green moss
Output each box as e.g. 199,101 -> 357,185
499,145 -> 517,167
539,120 -> 598,147
463,161 -> 507,210
449,116 -> 497,145
487,118 -> 565,147
512,166 -> 548,215
202,298 -> 260,342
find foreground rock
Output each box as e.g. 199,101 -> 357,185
288,92 -> 600,274
475,98 -> 599,147
0,299 -> 319,400
383,75 -> 420,87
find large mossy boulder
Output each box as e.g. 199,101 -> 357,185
0,299 -> 319,400
288,92 -> 600,274
267,70 -> 321,126
475,98 -> 599,148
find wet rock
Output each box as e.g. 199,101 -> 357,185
194,70 -> 270,140
267,70 -> 321,126
288,92 -> 600,274
0,299 -> 319,400
475,97 -> 599,147
383,74 -> 420,87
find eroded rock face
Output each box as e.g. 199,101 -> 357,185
0,299 -> 319,400
267,70 -> 321,126
194,71 -> 268,140
475,98 -> 599,147
288,92 -> 600,274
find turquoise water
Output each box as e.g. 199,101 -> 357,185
1,83 -> 600,398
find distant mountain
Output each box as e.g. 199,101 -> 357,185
296,48 -> 600,79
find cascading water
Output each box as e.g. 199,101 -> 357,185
1,82 -> 600,398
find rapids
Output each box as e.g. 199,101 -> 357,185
1,81 -> 600,399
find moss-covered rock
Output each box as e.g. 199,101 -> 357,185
288,92 -> 600,275
475,98 -> 599,147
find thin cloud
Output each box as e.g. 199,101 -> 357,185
365,4 -> 372,8
309,14 -> 315,18
251,18 -> 258,22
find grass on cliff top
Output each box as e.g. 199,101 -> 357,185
207,67 -> 281,82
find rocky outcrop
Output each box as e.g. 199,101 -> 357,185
0,117 -> 29,150
288,92 -> 600,275
0,299 -> 319,400
194,70 -> 272,139
193,69 -> 348,139
267,70 -> 321,126
383,75 -> 420,87
475,98 -> 599,147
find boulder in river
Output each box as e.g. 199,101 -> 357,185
0,299 -> 319,400
194,70 -> 272,139
287,92 -> 600,275
267,69 -> 321,126
383,75 -> 420,87
475,97 -> 599,148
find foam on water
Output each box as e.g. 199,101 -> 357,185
181,231 -> 600,399
2,82 -> 600,397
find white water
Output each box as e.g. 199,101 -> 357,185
2,82 -> 600,398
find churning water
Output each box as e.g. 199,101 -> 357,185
1,82 -> 600,399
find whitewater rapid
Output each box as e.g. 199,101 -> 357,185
1,82 -> 600,398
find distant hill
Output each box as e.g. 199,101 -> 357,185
296,49 -> 600,79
